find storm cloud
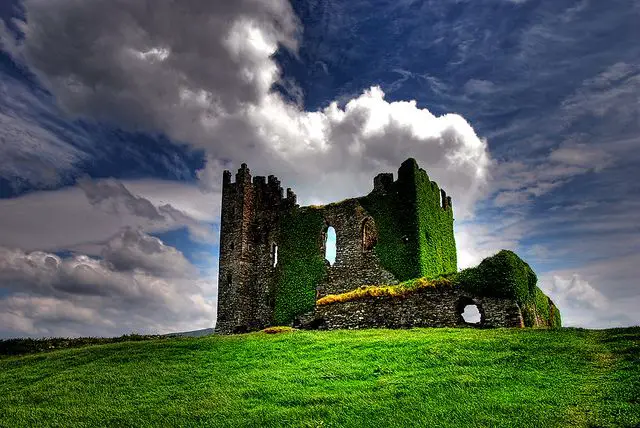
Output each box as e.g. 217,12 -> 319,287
6,0 -> 493,218
0,228 -> 215,338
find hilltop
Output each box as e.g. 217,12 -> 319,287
1,327 -> 638,427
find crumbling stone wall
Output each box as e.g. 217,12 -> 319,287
316,200 -> 399,298
271,159 -> 458,326
217,159 -> 549,335
309,288 -> 524,330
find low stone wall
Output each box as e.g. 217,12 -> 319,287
307,287 -> 524,330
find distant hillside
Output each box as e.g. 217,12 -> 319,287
163,327 -> 215,337
1,328 -> 638,428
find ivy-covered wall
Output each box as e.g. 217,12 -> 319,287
272,158 -> 458,325
358,188 -> 419,281
359,158 -> 456,280
454,250 -> 561,327
273,207 -> 327,325
219,161 -> 559,333
308,250 -> 560,330
412,162 -> 457,277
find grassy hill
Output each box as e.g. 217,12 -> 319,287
0,327 -> 638,428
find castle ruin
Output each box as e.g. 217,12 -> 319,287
215,158 -> 559,334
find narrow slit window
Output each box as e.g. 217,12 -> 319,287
271,243 -> 278,267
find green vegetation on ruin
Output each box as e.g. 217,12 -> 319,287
360,158 -> 457,281
413,163 -> 457,276
273,207 -> 326,325
455,250 -> 561,327
316,276 -> 454,306
314,249 -> 560,328
1,327 -> 638,427
272,159 -> 554,328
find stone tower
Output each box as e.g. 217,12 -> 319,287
215,164 -> 296,334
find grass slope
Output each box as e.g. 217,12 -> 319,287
0,328 -> 638,428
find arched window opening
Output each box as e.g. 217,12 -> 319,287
457,297 -> 484,326
361,217 -> 377,252
462,304 -> 481,324
325,226 -> 336,265
271,243 -> 278,267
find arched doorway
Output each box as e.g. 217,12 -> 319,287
457,297 -> 484,326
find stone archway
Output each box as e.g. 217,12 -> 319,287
457,296 -> 485,327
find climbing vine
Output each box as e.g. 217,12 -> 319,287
359,190 -> 419,281
272,207 -> 326,325
272,159 -> 563,328
413,162 -> 457,276
360,158 -> 457,280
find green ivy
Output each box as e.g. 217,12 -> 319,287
413,162 -> 457,276
360,158 -> 457,280
273,207 -> 327,325
455,250 -> 561,328
550,304 -> 562,328
359,189 -> 419,281
272,158 -> 457,324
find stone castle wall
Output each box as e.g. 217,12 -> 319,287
309,288 -> 524,330
315,199 -> 399,298
215,160 -> 519,335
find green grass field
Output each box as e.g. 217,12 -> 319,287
1,327 -> 638,428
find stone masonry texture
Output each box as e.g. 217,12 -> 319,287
215,159 -> 549,334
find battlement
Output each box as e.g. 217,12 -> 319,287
373,173 -> 394,192
372,160 -> 453,212
223,165 -> 299,207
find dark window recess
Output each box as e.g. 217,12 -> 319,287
362,217 -> 377,252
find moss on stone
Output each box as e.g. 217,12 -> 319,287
273,207 -> 327,325
359,190 -> 419,281
273,158 -> 458,324
413,163 -> 457,276
316,276 -> 454,306
454,250 -> 561,327
359,158 -> 457,281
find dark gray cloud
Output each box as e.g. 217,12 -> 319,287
101,228 -> 198,278
78,177 -> 218,244
4,0 -> 494,219
0,65 -> 91,192
0,229 -> 215,338
78,177 -> 164,221
5,0 -> 299,131
0,178 -> 218,256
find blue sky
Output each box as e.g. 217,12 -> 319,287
0,0 -> 638,337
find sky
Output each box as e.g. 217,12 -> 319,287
0,0 -> 638,337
